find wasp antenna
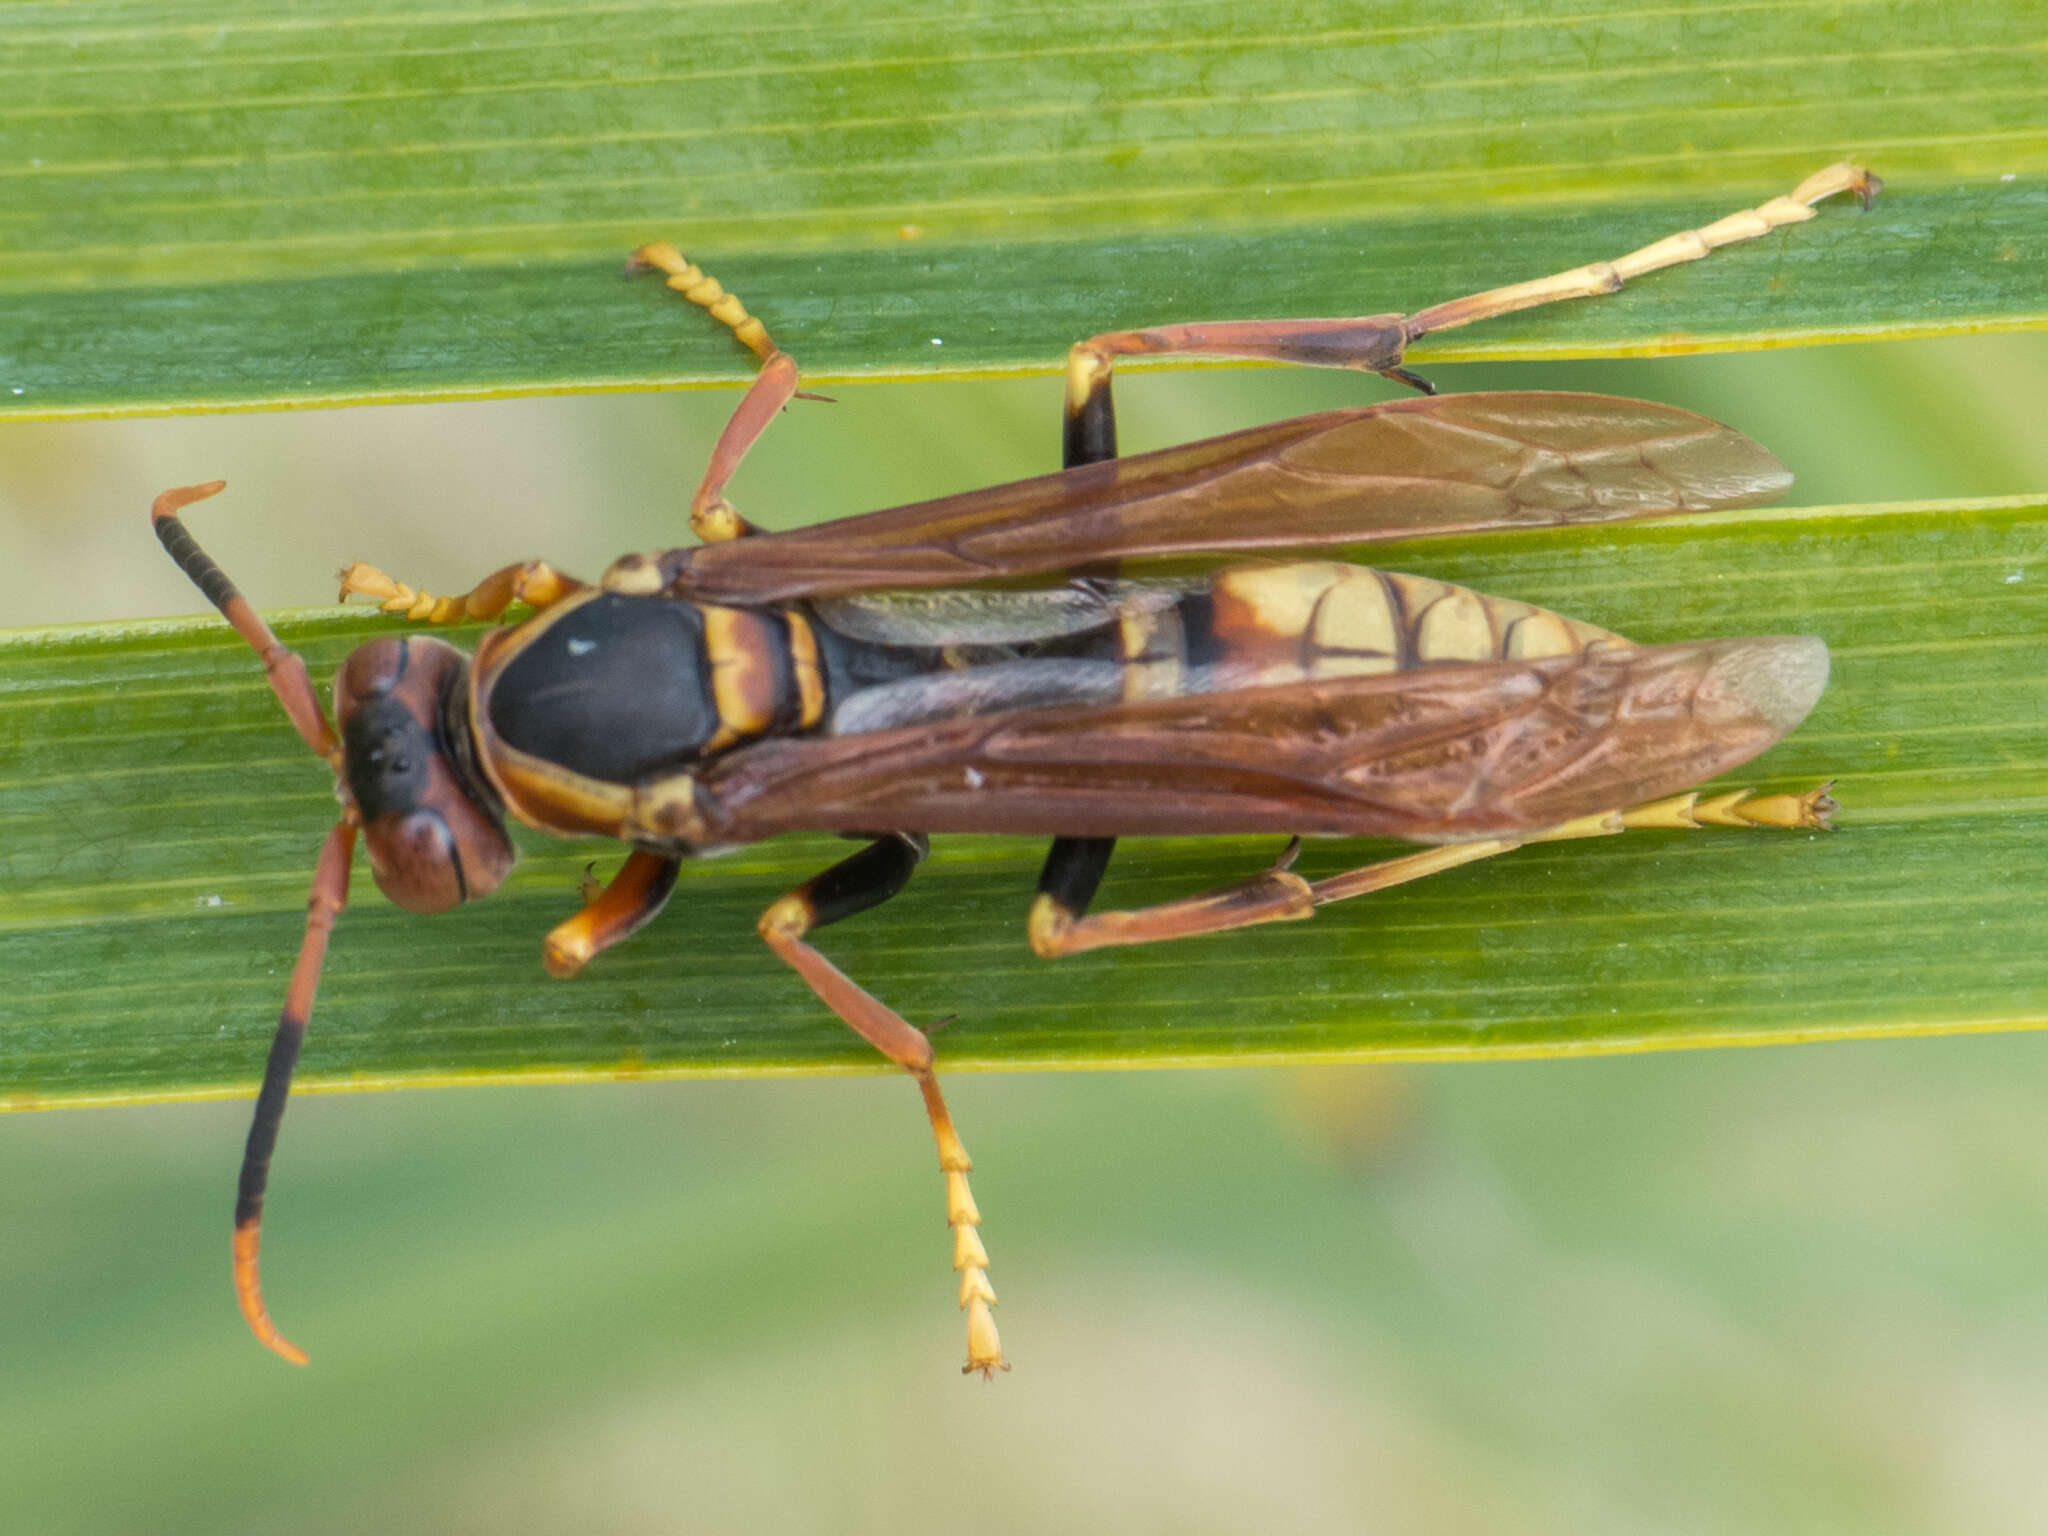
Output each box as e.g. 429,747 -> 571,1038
151,482 -> 340,764
232,821 -> 356,1367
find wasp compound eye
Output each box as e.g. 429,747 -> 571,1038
344,693 -> 432,818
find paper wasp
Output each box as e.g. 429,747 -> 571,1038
154,163 -> 1875,1377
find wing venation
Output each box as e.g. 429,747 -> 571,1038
685,636 -> 1828,845
666,392 -> 1790,604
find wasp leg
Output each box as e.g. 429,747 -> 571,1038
1064,162 -> 1882,447
1031,784 -> 1836,956
755,833 -> 1007,1378
543,848 -> 683,979
1041,172 -> 1146,917
1309,785 -> 1834,905
626,243 -> 802,545
1396,164 -> 1880,371
1030,835 -> 1319,958
1034,837 -> 1117,923
337,559 -> 585,625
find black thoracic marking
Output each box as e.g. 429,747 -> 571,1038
808,614 -> 947,698
1036,835 -> 1116,917
799,835 -> 923,931
153,515 -> 240,615
344,693 -> 434,818
489,595 -> 720,783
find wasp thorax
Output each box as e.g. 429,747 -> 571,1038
335,636 -> 516,912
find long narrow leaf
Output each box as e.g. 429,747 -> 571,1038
4,495 -> 2042,1106
1,0 -> 2042,415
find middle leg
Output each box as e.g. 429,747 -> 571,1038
755,833 -> 1007,1376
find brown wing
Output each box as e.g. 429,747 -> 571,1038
669,392 -> 1790,605
688,636 -> 1829,845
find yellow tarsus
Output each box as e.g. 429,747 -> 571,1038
929,1103 -> 1006,1377
627,241 -> 777,360
336,562 -> 487,625
1621,782 -> 1836,833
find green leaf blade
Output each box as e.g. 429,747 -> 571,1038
3,0 -> 2043,416
5,496 -> 2044,1107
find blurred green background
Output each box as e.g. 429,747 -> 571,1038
3,332 -> 2048,1532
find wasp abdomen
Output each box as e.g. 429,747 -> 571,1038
1195,562 -> 1627,688
803,561 -> 1629,736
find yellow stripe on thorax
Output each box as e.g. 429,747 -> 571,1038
700,605 -> 784,752
782,608 -> 826,729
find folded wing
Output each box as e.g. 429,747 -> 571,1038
668,392 -> 1790,604
689,636 -> 1829,844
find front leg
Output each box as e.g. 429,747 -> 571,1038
338,559 -> 585,624
626,243 -> 802,544
543,848 -> 683,979
755,833 -> 1007,1377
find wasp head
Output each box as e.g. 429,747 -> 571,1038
335,636 -> 516,912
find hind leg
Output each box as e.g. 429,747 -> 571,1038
1028,786 -> 1837,958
